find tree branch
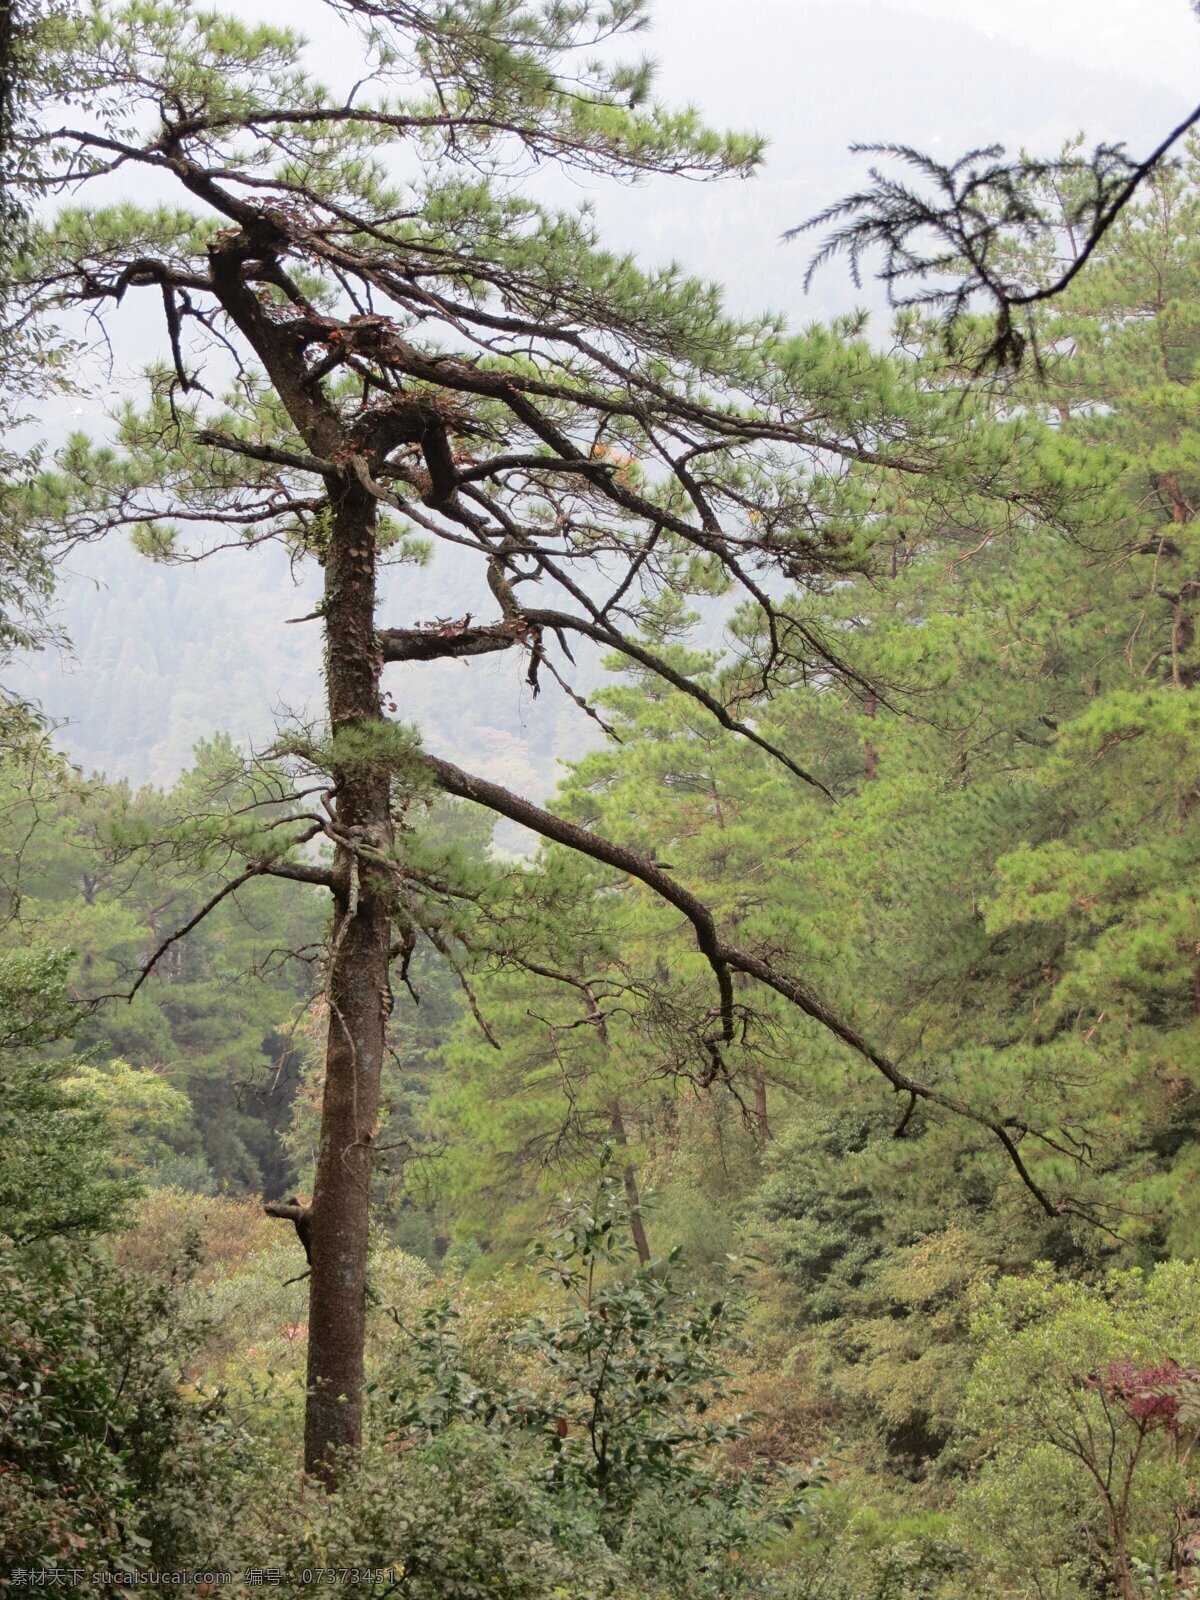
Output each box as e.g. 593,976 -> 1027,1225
423,751 -> 1069,1217
91,831 -> 330,1003
796,104 -> 1200,369
425,752 -> 737,1043
379,606 -> 833,795
378,617 -> 528,662
196,429 -> 338,479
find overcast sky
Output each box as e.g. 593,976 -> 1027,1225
877,0 -> 1197,94
19,0 -> 1200,782
53,0 -> 1200,392
575,0 -> 1200,321
231,0 -> 1200,328
648,0 -> 1198,107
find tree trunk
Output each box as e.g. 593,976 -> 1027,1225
204,242 -> 400,1478
0,2 -> 14,166
304,481 -> 394,1479
609,1099 -> 651,1266
753,1072 -> 771,1146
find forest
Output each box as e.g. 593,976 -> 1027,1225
6,0 -> 1200,1595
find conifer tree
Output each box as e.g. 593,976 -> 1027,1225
0,0 -> 69,722
20,0 -> 1078,1472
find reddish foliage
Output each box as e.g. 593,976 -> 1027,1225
1084,1360 -> 1200,1433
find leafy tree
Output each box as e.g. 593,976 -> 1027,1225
959,1263 -> 1200,1600
15,0 -> 1070,1475
0,1237 -> 252,1572
755,1111 -> 894,1325
0,946 -> 137,1242
430,847 -> 661,1265
516,1174 -> 749,1527
61,1056 -> 197,1178
377,1168 -> 819,1593
0,903 -> 248,1570
0,731 -> 327,1196
395,143 -> 1200,1534
0,0 -> 76,724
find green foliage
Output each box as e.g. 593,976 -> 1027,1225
0,732 -> 327,1196
403,125 -> 1200,1592
0,1237 -> 251,1571
0,1239 -> 135,1568
62,1057 -> 197,1178
958,1262 -> 1200,1598
0,944 -> 137,1243
377,1170 -> 823,1593
756,1112 -> 894,1323
0,949 -> 250,1571
0,1047 -> 138,1246
15,0 -> 1200,1579
243,1429 -> 636,1600
520,1175 -> 748,1513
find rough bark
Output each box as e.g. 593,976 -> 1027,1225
608,1099 -> 650,1266
753,1073 -> 771,1147
203,224 -> 398,1478
304,478 -> 394,1479
863,691 -> 878,782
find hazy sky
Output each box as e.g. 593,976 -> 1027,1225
573,0 -> 1200,321
878,0 -> 1198,94
18,0 -> 1200,783
646,0 -> 1198,103
55,0 -> 1200,379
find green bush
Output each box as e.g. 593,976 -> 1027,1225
956,1261 -> 1200,1599
0,1234 -> 250,1570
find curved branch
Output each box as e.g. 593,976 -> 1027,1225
90,829 -> 330,1003
796,103 -> 1200,369
525,608 -> 833,796
264,1197 -> 312,1263
423,751 -> 1068,1216
1007,104 -> 1200,313
379,606 -> 833,795
425,753 -> 737,1043
260,858 -> 336,888
100,863 -> 265,1003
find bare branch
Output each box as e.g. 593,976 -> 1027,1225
90,828 -> 329,1002
796,105 -> 1200,368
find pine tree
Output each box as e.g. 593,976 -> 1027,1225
18,0 -> 1078,1472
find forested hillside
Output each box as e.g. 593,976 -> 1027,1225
6,1 -> 1178,796
7,0 -> 1200,1595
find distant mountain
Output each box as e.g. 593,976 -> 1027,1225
11,0 -> 1185,791
13,537 -> 607,796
